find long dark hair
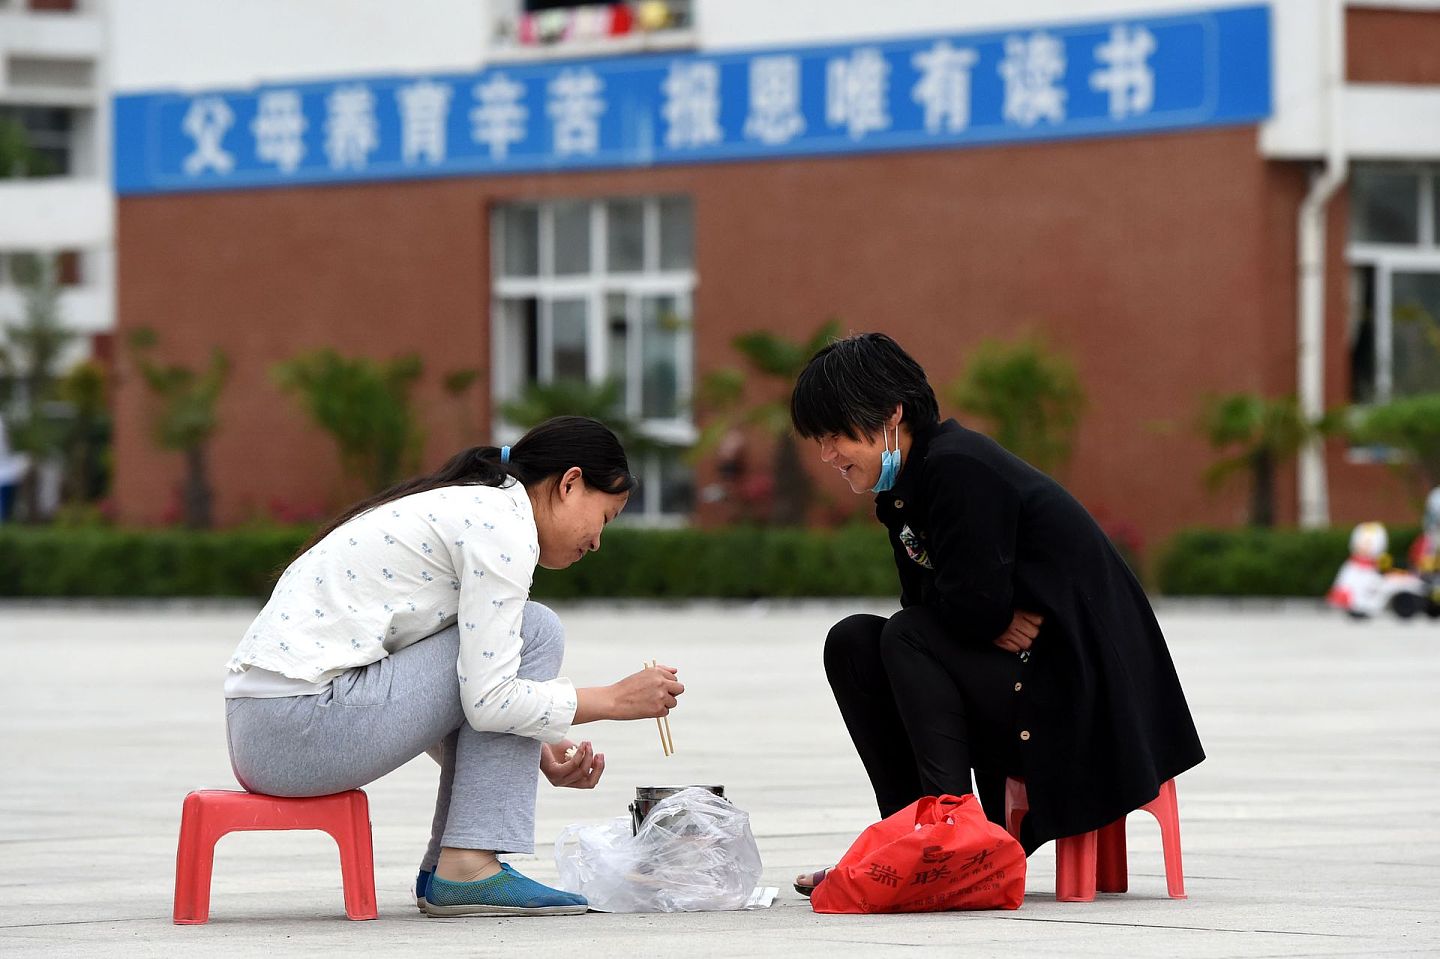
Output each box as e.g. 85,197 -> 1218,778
790,332 -> 940,440
302,415 -> 636,550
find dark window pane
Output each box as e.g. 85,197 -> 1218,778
498,297 -> 539,401
659,196 -> 693,270
606,292 -> 629,401
1391,271 -> 1440,398
553,201 -> 591,275
659,449 -> 694,515
1433,174 -> 1440,246
640,295 -> 684,418
1349,266 -> 1376,404
627,456 -> 650,516
606,199 -> 644,272
551,298 -> 588,380
1351,167 -> 1419,244
500,205 -> 539,277
0,105 -> 71,175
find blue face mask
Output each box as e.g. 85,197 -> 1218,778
870,424 -> 902,494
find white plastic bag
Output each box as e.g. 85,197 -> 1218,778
554,787 -> 763,913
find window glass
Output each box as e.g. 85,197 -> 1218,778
640,294 -> 684,418
496,297 -> 539,400
553,201 -> 591,275
606,292 -> 630,400
606,199 -> 644,272
626,455 -> 650,516
0,105 -> 72,175
659,197 -> 694,270
1433,174 -> 1440,246
1348,266 -> 1376,405
500,205 -> 539,277
659,449 -> 695,515
1351,168 -> 1419,245
1391,271 -> 1440,399
492,196 -> 694,518
551,298 -> 588,381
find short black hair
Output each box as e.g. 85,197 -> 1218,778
790,332 -> 941,440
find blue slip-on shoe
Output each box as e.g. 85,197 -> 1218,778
415,869 -> 433,911
423,864 -> 588,917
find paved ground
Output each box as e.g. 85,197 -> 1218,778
1,600 -> 1437,957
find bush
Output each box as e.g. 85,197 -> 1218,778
0,526 -> 308,598
0,525 -> 899,600
21,522 -> 1420,601
532,525 -> 897,600
1348,392 -> 1440,490
1156,526 -> 1420,597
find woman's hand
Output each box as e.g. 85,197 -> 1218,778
541,739 -> 605,788
573,665 -> 684,723
610,664 -> 684,720
994,609 -> 1043,653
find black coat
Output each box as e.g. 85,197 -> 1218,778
875,419 -> 1204,844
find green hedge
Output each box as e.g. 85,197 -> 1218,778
1156,526 -> 1420,597
0,526 -> 311,598
532,525 -> 897,599
0,525 -> 899,600
9,522 -> 1424,600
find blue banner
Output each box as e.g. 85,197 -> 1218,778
113,4 -> 1270,195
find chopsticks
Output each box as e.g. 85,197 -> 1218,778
646,660 -> 675,757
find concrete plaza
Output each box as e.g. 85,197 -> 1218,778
0,601 -> 1436,957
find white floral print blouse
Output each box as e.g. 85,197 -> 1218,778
224,481 -> 577,744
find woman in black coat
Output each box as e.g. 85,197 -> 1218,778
789,333 -> 1203,894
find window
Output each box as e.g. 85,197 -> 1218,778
0,250 -> 81,287
519,0 -> 694,29
492,196 -> 696,522
1347,165 -> 1440,405
0,105 -> 74,175
498,0 -> 696,53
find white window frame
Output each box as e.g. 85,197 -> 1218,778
490,196 -> 698,524
1345,164 -> 1440,462
1347,167 -> 1440,404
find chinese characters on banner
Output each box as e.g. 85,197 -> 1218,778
114,5 -> 1269,195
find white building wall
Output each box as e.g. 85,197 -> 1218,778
103,0 -> 1410,164
699,0 -> 1246,47
107,0 -> 492,93
0,0 -> 112,351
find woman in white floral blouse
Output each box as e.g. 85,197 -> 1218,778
224,416 -> 684,918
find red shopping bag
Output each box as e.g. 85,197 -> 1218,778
810,794 -> 1026,914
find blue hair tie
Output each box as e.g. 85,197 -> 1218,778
500,445 -> 511,464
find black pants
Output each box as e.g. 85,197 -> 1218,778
825,606 -> 1028,839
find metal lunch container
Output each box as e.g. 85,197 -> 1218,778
629,785 -> 726,835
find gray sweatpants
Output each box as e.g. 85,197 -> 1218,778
225,601 -> 565,865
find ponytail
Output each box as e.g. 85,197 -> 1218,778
300,415 -> 636,551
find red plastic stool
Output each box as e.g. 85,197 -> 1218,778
1005,778 -> 1186,902
173,789 -> 378,924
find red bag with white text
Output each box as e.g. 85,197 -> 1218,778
810,794 -> 1026,914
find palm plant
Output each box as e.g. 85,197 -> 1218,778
1348,392 -> 1440,494
1200,393 -> 1331,528
441,367 -> 483,447
56,359 -> 111,506
128,327 -> 230,528
0,119 -> 52,177
273,349 -> 423,496
500,378 -> 659,461
947,335 -> 1086,476
700,319 -> 840,525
